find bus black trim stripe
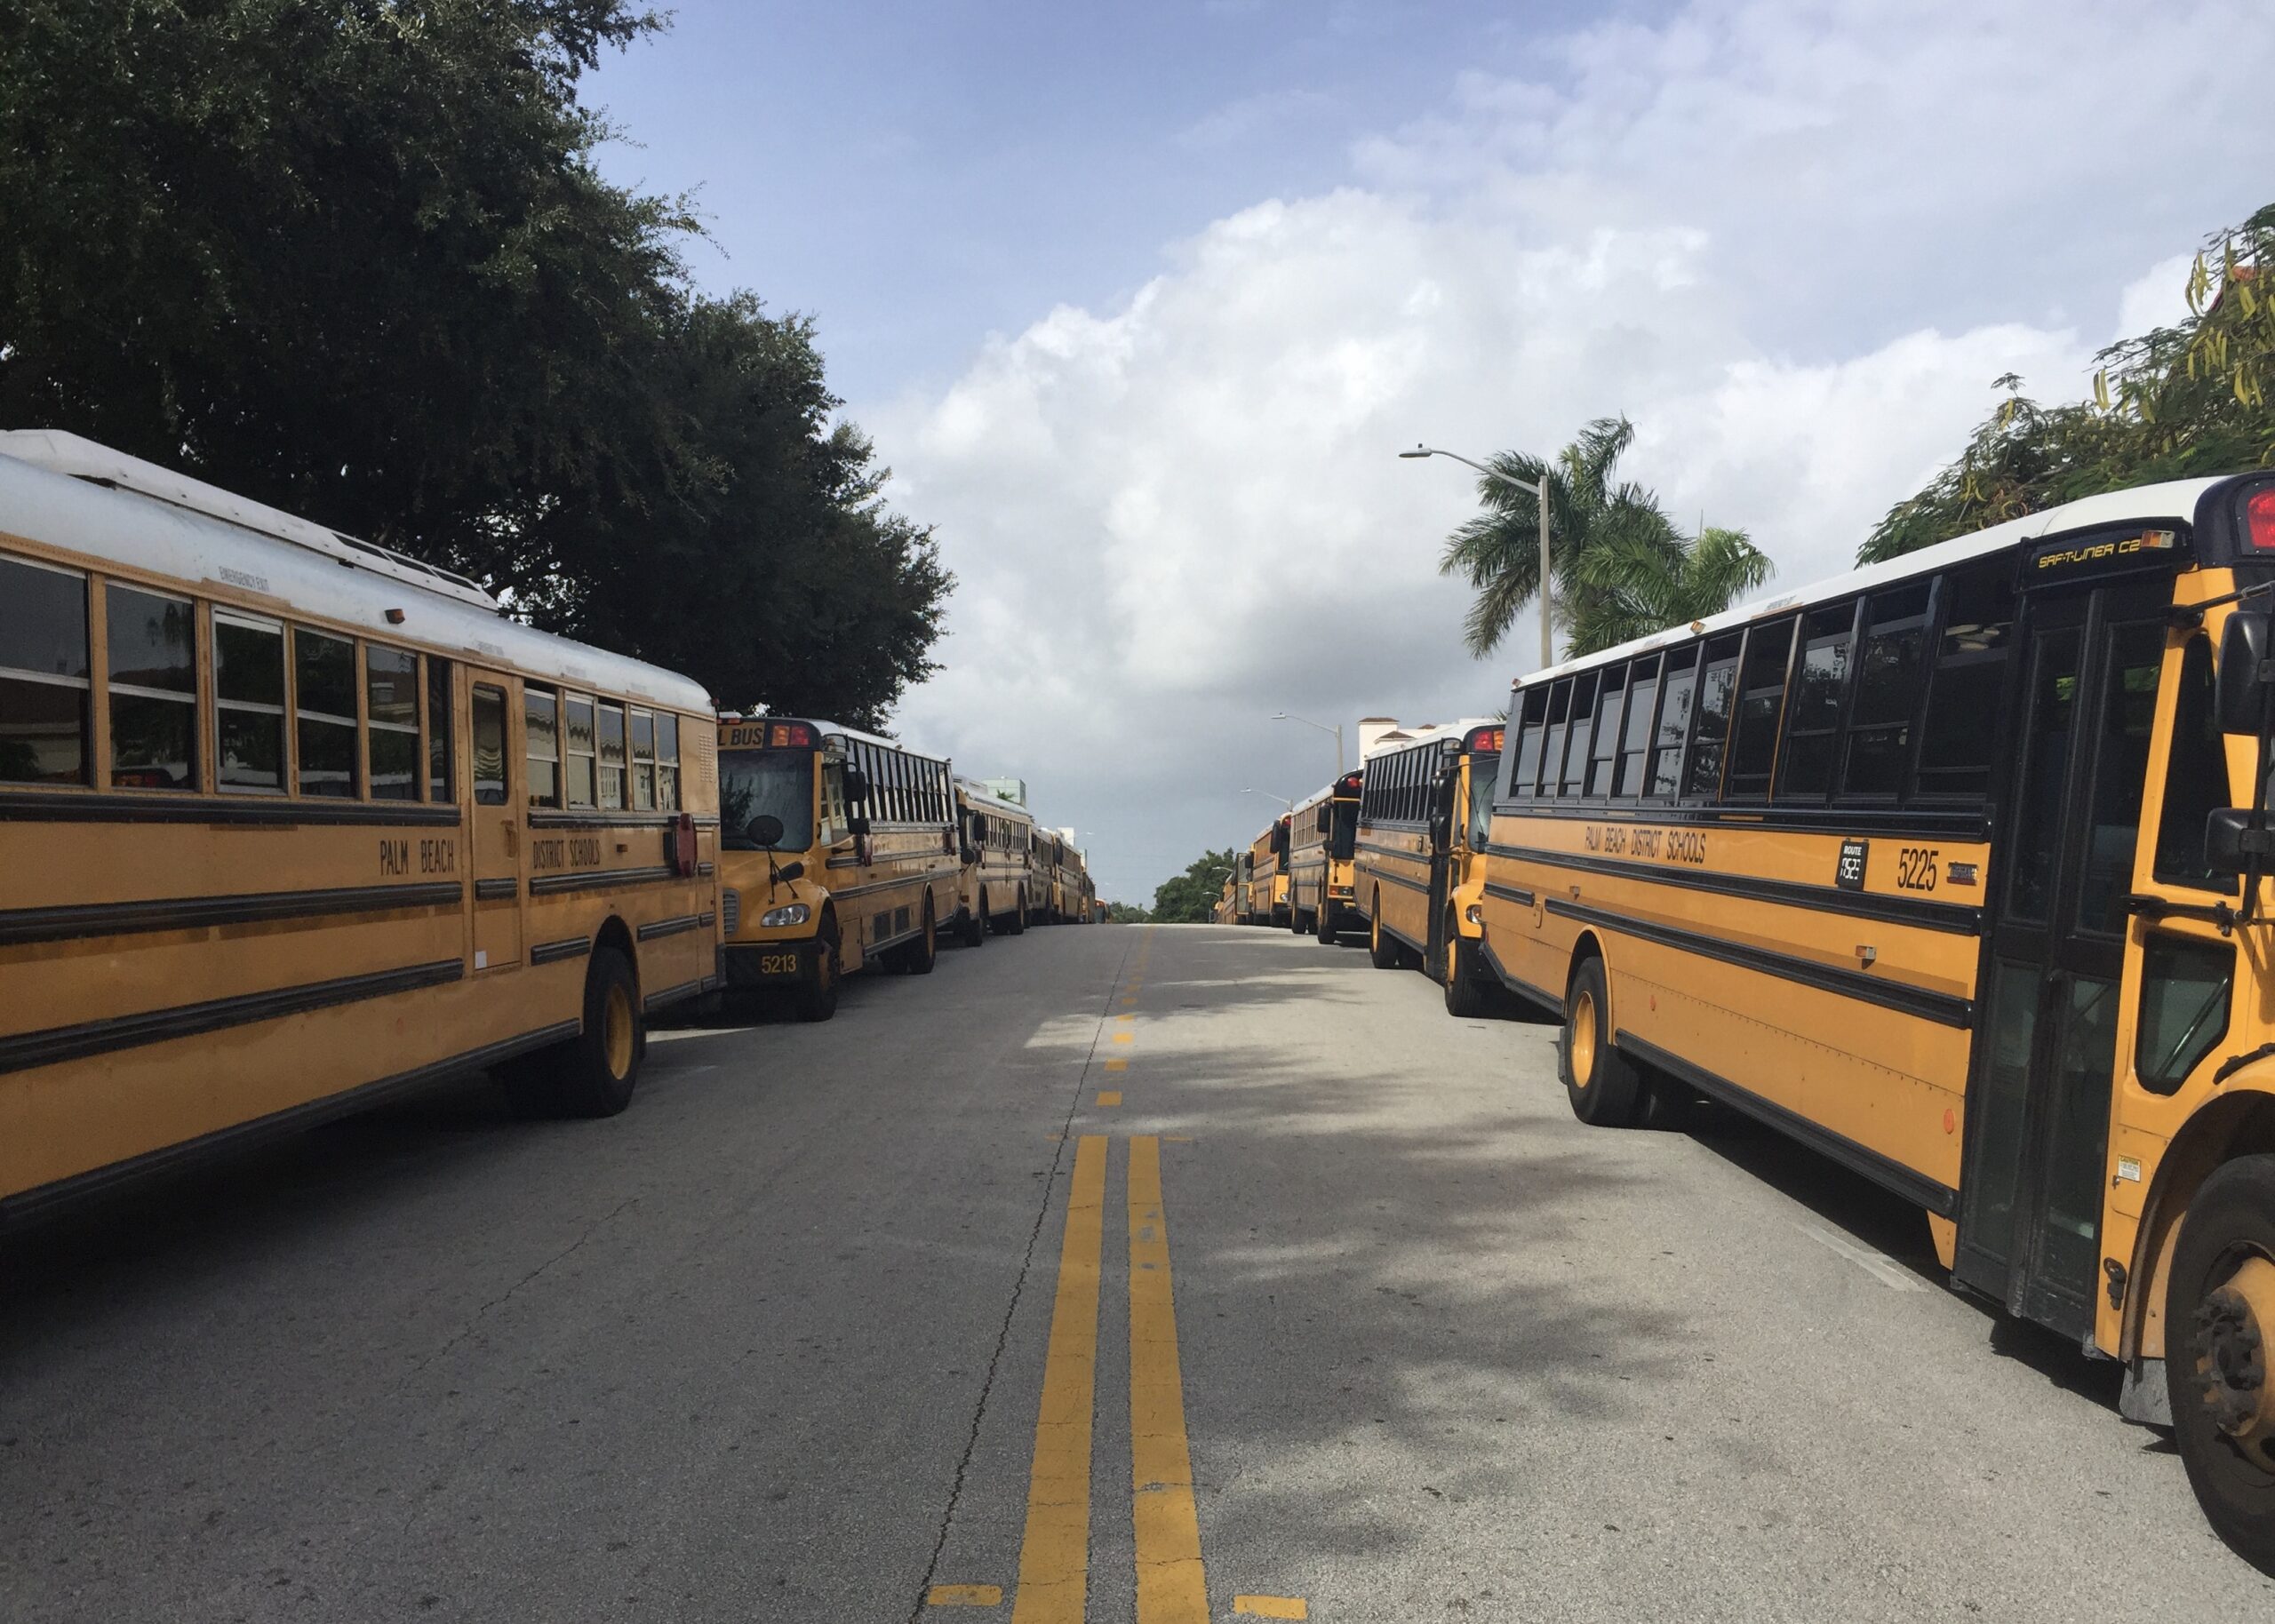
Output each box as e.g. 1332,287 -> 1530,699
1616,1031 -> 1960,1219
1489,800 -> 1991,842
530,935 -> 593,966
528,864 -> 678,896
1480,938 -> 1562,1016
1482,881 -> 1534,907
1546,897 -> 1974,1029
528,811 -> 720,830
0,790 -> 462,828
0,958 -> 467,1077
0,882 -> 462,946
0,1021 -> 579,1228
1369,870 -> 1432,896
474,878 -> 520,901
643,978 -> 707,1014
1354,840 -> 1427,861
636,914 -> 704,942
1489,841 -> 1980,935
825,876 -> 945,903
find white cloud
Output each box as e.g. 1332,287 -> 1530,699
858,0 -> 2275,902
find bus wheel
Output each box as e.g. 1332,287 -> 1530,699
794,913 -> 842,1022
903,896 -> 940,975
1315,902 -> 1336,944
1443,912 -> 1487,1018
506,946 -> 643,1118
965,890 -> 988,947
1368,905 -> 1400,970
2167,1154 -> 2275,1577
1561,958 -> 1643,1127
1008,890 -> 1029,936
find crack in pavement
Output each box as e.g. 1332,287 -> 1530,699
903,929 -> 1143,1624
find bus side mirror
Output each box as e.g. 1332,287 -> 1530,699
842,767 -> 872,804
777,859 -> 805,884
747,814 -> 784,848
2205,808 -> 2275,875
2216,609 -> 2274,735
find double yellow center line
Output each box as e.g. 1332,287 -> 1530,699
1009,1134 -> 1208,1624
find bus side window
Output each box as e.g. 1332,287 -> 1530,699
562,693 -> 597,808
1539,678 -> 1573,800
364,643 -> 419,801
1724,616 -> 1797,800
1586,663 -> 1627,798
427,657 -> 454,802
471,684 -> 508,807
655,713 -> 680,811
1914,561 -> 2016,801
1684,633 -> 1742,802
1776,601 -> 1858,802
1561,673 -> 1598,799
1648,645 -> 1698,801
1840,583 -> 1931,801
524,686 -> 560,808
596,701 -> 627,808
214,611 -> 286,793
1511,686 -> 1548,801
0,553 -> 91,786
107,581 -> 198,792
294,625 -> 360,799
1616,653 -> 1660,800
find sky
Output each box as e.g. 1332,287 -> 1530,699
585,0 -> 2275,904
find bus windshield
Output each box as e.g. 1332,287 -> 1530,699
1467,755 -> 1498,849
721,749 -> 816,851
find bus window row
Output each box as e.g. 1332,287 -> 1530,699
2,547 -> 456,802
520,686 -> 683,813
1502,557 -> 2016,811
1360,736 -> 1455,824
846,736 -> 951,827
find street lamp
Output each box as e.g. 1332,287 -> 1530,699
1270,711 -> 1345,776
1241,787 -> 1293,811
1401,443 -> 1554,671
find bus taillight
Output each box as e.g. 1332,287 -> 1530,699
2248,487 -> 2275,551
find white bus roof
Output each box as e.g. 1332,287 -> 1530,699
1518,477 -> 2234,689
955,776 -> 1037,823
0,432 -> 711,713
1365,718 -> 1501,761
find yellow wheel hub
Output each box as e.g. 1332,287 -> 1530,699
602,983 -> 635,1079
1571,989 -> 1599,1086
2196,1254 -> 2275,1468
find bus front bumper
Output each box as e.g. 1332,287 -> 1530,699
725,939 -> 817,989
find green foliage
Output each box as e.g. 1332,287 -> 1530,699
1438,416 -> 1769,657
0,0 -> 948,728
1152,848 -> 1238,924
1106,902 -> 1151,924
1860,203 -> 2275,565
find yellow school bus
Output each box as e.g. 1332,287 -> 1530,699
0,431 -> 721,1221
1287,768 -> 1364,943
1212,876 -> 1239,925
1351,722 -> 1502,1014
953,775 -> 1037,942
1477,473 -> 2275,1570
1237,816 -> 1289,925
715,717 -> 960,1019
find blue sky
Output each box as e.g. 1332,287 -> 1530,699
587,1 -> 2275,904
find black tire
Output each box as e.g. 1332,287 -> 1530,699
1641,1072 -> 1699,1131
901,896 -> 939,975
1008,889 -> 1028,936
1368,903 -> 1401,970
1289,899 -> 1306,935
2165,1153 -> 2275,1577
793,912 -> 842,1022
1315,902 -> 1336,944
502,946 -> 643,1118
1561,957 -> 1644,1127
1443,913 -> 1488,1018
962,889 -> 987,948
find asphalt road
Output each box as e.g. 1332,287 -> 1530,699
5,924 -> 2273,1622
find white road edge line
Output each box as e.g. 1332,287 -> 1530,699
1795,1221 -> 1929,1292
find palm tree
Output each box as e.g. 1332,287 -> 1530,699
1564,525 -> 1774,655
1436,417 -> 1687,658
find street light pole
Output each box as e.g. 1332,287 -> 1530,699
1269,712 -> 1345,776
1241,788 -> 1294,811
1401,444 -> 1553,671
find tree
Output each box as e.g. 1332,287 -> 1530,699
1106,902 -> 1151,924
1564,525 -> 1774,656
1152,848 -> 1239,924
0,0 -> 948,726
1860,203 -> 2275,565
1438,418 -> 1687,657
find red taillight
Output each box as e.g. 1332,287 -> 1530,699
1465,725 -> 1505,753
770,721 -> 815,747
2248,488 -> 2275,551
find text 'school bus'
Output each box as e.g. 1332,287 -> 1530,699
1475,473 -> 2275,1570
1352,722 -> 1503,1015
953,775 -> 1037,943
714,717 -> 960,1021
0,432 -> 721,1222
1237,816 -> 1289,925
1287,768 -> 1364,943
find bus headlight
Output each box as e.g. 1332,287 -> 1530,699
761,902 -> 811,928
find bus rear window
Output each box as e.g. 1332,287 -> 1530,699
722,749 -> 817,852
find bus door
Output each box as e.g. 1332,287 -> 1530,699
468,676 -> 523,972
1955,580 -> 2168,1337
1425,765 -> 1459,971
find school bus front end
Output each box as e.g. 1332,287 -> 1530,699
716,718 -> 841,1019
